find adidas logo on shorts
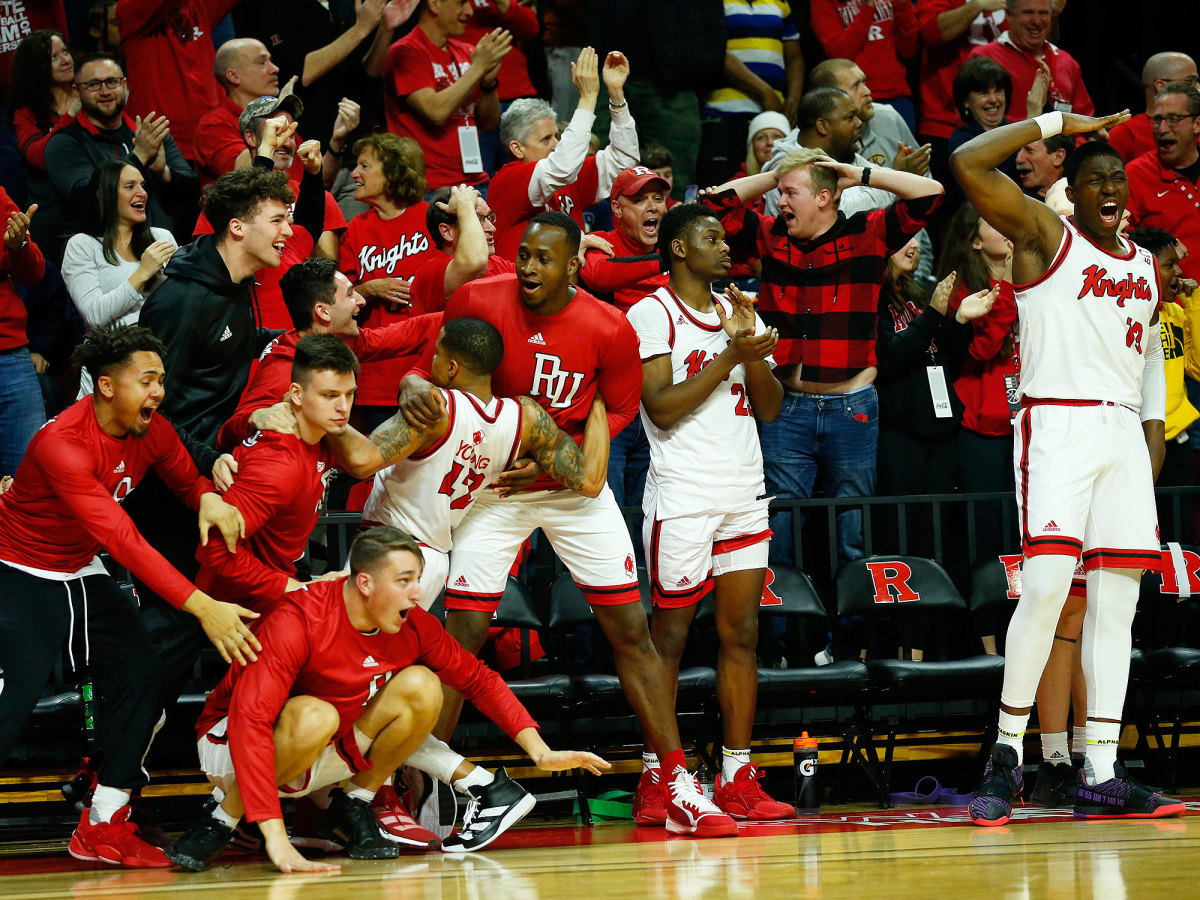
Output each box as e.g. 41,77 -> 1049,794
362,655 -> 379,668
527,333 -> 546,345
454,575 -> 469,588
677,576 -> 691,587
1043,520 -> 1061,533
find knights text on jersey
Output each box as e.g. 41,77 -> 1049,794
1015,216 -> 1162,408
195,431 -> 337,608
626,286 -> 773,518
363,389 -> 523,553
418,274 -> 643,491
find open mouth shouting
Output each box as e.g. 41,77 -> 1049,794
1099,200 -> 1120,228
640,214 -> 661,242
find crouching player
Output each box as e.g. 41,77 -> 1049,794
166,527 -> 609,873
626,204 -> 794,824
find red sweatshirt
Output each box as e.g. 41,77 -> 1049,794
810,0 -> 918,101
116,0 -> 236,160
0,397 -> 209,606
950,279 -> 1018,436
197,579 -> 538,823
463,0 -> 539,101
217,315 -> 442,451
580,227 -> 667,313
0,187 -> 47,351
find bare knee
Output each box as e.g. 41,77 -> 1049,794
717,610 -> 758,655
597,603 -> 658,660
380,665 -> 443,723
276,696 -> 338,750
1057,594 -> 1086,639
445,609 -> 492,655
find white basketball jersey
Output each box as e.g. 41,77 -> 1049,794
363,389 -> 522,553
626,286 -> 773,519
1016,216 -> 1161,408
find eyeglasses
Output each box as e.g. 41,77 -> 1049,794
76,77 -> 125,92
1164,75 -> 1200,86
1151,113 -> 1197,128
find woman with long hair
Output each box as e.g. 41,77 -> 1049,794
61,158 -> 176,396
338,133 -> 442,426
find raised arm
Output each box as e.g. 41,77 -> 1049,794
517,394 -> 608,497
949,111 -> 1128,277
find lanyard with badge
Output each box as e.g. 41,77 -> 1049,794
1003,323 -> 1022,419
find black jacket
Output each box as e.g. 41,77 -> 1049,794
138,235 -> 275,474
875,292 -> 972,438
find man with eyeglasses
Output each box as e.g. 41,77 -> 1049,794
43,51 -> 196,251
1126,84 -> 1200,280
1108,52 -> 1197,165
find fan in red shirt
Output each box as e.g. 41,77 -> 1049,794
1108,53 -> 1197,165
167,526 -> 610,873
409,184 -> 515,317
398,213 -> 735,838
196,334 -> 357,610
916,0 -> 1007,145
0,324 -> 256,869
382,0 -> 511,190
488,48 -> 640,259
580,166 -> 670,312
219,259 -> 440,452
463,0 -> 539,102
340,134 -> 444,419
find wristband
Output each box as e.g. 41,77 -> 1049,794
608,99 -> 628,110
481,79 -> 498,93
1035,110 -> 1064,140
860,166 -> 871,187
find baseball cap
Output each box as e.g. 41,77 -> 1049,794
610,166 -> 671,201
238,94 -> 304,136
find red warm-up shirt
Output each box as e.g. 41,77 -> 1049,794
197,579 -> 538,824
950,279 -> 1018,436
916,0 -> 1006,139
0,398 -> 209,605
338,204 -> 442,406
383,27 -> 487,190
415,274 -> 643,490
580,227 -> 668,313
116,0 -> 235,160
490,158 -> 601,261
195,432 -> 335,607
810,0 -> 918,101
218,316 -> 442,451
408,252 -> 516,317
463,0 -> 539,101
0,188 -> 46,351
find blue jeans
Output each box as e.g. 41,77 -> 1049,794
0,347 -> 46,475
760,385 -> 879,567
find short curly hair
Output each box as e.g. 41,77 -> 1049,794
201,167 -> 294,240
353,133 -> 427,207
71,324 -> 167,384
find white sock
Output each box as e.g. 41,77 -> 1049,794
1084,721 -> 1121,783
405,735 -> 466,785
1072,725 -> 1088,758
345,785 -> 376,804
452,767 -> 494,795
997,710 -> 1029,765
212,803 -> 240,829
721,747 -> 751,782
642,752 -> 659,773
1041,731 -> 1069,765
89,785 -> 131,825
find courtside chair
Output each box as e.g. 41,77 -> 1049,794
836,555 -> 1005,802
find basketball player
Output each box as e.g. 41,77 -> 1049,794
951,109 -> 1184,822
167,526 -> 610,873
398,212 -> 739,837
0,325 -> 257,868
627,203 -> 795,822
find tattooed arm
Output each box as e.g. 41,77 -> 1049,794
517,394 -> 609,497
322,409 -> 444,478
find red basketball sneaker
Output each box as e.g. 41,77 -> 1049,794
632,766 -> 667,826
714,764 -> 796,820
371,784 -> 441,850
68,806 -> 172,868
663,766 -> 738,838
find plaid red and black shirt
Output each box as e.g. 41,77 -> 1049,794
703,189 -> 940,384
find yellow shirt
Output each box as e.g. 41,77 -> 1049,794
1161,288 -> 1200,440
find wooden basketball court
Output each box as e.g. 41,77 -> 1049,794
3,799 -> 1197,899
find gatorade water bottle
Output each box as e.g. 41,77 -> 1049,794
794,733 -> 819,813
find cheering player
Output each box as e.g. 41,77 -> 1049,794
167,526 -> 610,873
626,203 -> 794,821
398,212 -> 739,837
0,325 -> 256,868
